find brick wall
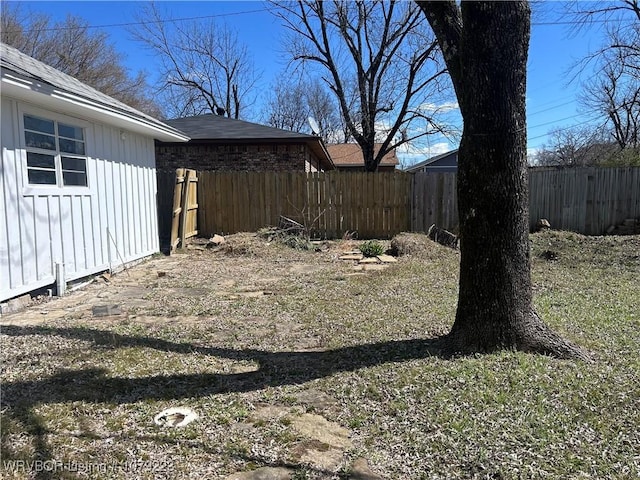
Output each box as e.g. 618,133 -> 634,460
155,142 -> 314,171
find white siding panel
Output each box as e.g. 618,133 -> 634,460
49,195 -> 63,271
1,97 -> 160,301
58,195 -> 74,275
33,195 -> 52,281
1,97 -> 27,295
19,191 -> 37,284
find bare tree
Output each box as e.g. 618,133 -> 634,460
130,3 -> 260,119
417,1 -> 588,360
265,74 -> 311,133
1,2 -> 161,117
533,124 -> 611,166
570,1 -> 640,151
581,62 -> 640,150
264,73 -> 344,142
305,79 -> 346,143
272,1 -> 450,171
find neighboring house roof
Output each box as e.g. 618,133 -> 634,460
162,114 -> 334,170
0,42 -> 188,143
327,143 -> 399,169
405,149 -> 458,172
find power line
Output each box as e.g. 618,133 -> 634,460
3,8 -> 271,34
8,7 -> 636,34
528,112 -> 599,130
527,116 -> 605,143
531,18 -> 635,26
528,99 -> 577,117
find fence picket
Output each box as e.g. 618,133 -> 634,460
162,167 -> 639,240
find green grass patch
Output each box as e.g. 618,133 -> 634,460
1,231 -> 638,479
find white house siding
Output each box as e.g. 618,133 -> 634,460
1,96 -> 159,301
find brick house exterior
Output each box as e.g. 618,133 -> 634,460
155,114 -> 334,172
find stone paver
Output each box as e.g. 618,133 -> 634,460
359,257 -> 380,264
350,458 -> 386,480
361,264 -> 388,271
224,467 -> 293,480
339,253 -> 364,261
295,389 -> 338,411
291,413 -> 353,450
299,446 -> 344,472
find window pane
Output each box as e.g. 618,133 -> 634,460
58,123 -> 84,141
28,169 -> 57,185
27,152 -> 55,168
62,157 -> 87,186
59,138 -> 85,155
24,115 -> 55,135
61,156 -> 86,172
62,171 -> 87,186
25,131 -> 56,150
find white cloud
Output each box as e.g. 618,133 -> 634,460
418,101 -> 460,113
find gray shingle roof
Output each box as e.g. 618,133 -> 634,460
164,114 -> 321,141
405,149 -> 459,172
0,42 -> 187,142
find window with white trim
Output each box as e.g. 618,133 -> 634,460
24,114 -> 87,187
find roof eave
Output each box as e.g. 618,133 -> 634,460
309,137 -> 335,170
1,71 -> 189,143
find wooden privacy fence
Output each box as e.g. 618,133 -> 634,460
529,166 -> 640,235
411,166 -> 640,235
197,171 -> 411,239
412,172 -> 458,233
157,166 -> 640,241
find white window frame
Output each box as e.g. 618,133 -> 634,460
19,107 -> 91,194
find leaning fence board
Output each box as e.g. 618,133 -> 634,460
169,169 -> 185,251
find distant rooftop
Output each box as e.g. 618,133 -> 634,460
405,149 -> 458,172
326,143 -> 399,168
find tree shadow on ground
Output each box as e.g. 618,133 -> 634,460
1,324 -> 446,405
0,324 -> 446,479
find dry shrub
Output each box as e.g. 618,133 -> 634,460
217,232 -> 264,256
389,232 -> 442,257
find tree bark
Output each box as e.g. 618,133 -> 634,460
417,1 -> 589,360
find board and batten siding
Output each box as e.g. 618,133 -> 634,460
1,96 -> 159,302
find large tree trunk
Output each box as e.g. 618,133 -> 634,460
418,1 -> 588,360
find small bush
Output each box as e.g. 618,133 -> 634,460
359,240 -> 385,257
281,235 -> 313,251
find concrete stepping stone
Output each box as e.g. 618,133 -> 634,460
362,264 -> 387,271
294,389 -> 338,411
291,413 -> 353,450
224,467 -> 293,480
339,253 -> 364,261
359,257 -> 380,264
349,458 -> 386,479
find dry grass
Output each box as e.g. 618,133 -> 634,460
1,230 -> 639,479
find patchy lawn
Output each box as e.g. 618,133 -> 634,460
1,231 -> 639,479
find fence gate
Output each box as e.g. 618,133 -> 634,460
170,168 -> 199,252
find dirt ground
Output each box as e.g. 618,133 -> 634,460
1,233 -> 390,327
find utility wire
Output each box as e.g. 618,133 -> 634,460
2,8 -> 271,33
6,8 -> 636,34
527,116 -> 605,143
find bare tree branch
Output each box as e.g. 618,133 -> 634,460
271,0 -> 451,171
129,2 -> 260,119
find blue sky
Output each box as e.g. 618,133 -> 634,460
9,1 -> 612,165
